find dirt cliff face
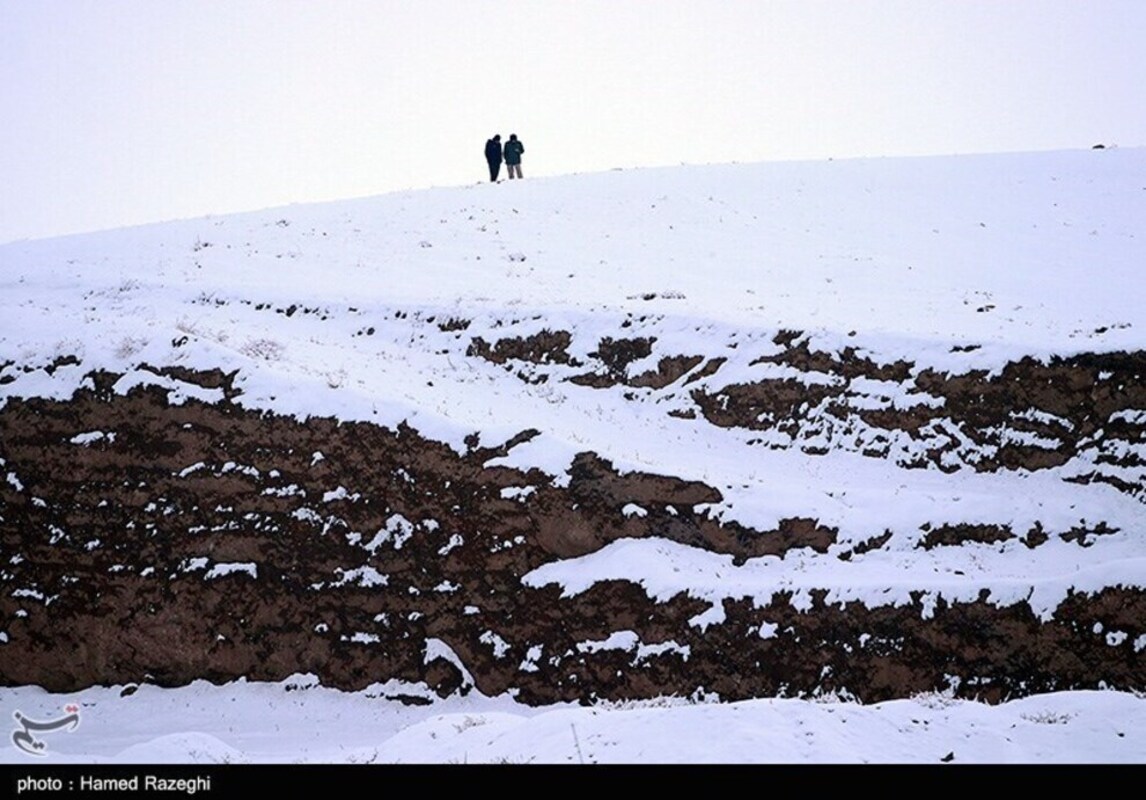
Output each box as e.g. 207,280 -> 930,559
2,334 -> 1144,704
467,326 -> 1145,498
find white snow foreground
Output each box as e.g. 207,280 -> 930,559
1,679 -> 1143,764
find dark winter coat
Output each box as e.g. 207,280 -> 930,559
485,138 -> 503,164
503,138 -> 524,165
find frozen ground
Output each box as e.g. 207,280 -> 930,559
1,148 -> 1144,763
2,679 -> 1144,764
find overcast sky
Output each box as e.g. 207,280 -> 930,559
2,0 -> 1144,244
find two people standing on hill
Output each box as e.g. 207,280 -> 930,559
484,133 -> 525,182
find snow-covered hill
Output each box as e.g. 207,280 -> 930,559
1,148 -> 1144,763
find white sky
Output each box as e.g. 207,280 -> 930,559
2,0 -> 1144,244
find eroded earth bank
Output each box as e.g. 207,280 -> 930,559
3,325 -> 1144,705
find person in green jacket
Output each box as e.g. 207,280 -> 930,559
503,134 -> 524,180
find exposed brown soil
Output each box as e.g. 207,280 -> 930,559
2,363 -> 1144,704
698,350 -> 1146,477
469,329 -> 1146,498
467,330 -> 578,367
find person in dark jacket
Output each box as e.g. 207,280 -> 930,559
503,134 -> 524,179
484,135 -> 502,182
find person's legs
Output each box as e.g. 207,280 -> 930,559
509,164 -> 522,179
489,162 -> 501,182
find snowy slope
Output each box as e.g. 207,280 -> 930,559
1,148 -> 1144,763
